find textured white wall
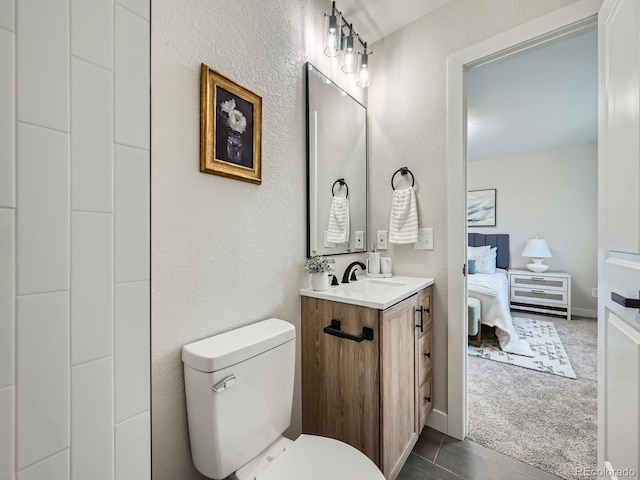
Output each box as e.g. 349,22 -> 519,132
0,0 -> 151,478
368,0 -> 578,419
151,1 -> 369,479
468,143 -> 598,316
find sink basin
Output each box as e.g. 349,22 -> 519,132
301,276 -> 434,310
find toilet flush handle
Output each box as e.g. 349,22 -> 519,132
212,375 -> 237,393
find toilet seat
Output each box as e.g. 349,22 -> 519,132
256,434 -> 385,480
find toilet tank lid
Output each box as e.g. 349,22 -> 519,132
182,318 -> 296,373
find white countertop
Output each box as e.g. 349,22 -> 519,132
300,275 -> 434,310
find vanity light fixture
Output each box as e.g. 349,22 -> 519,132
356,43 -> 370,88
324,2 -> 342,57
342,24 -> 357,74
323,1 -> 372,88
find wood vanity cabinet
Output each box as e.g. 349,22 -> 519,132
301,285 -> 433,480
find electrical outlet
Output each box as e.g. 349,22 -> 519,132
355,231 -> 364,250
592,288 -> 598,298
377,230 -> 388,250
414,228 -> 434,250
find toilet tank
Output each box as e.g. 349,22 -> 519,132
182,318 -> 296,480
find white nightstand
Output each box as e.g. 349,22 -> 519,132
508,269 -> 572,320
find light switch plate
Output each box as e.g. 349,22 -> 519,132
414,228 -> 434,250
355,231 -> 364,250
377,230 -> 388,250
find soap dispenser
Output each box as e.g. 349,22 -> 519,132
368,243 -> 381,275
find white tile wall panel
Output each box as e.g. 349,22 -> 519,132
16,292 -> 69,470
115,412 -> 150,480
0,29 -> 15,208
16,124 -> 69,295
115,282 -> 149,422
16,450 -> 69,480
0,386 -> 15,479
0,209 -> 15,389
115,0 -> 149,20
71,212 -> 113,365
114,6 -> 149,149
0,0 -> 15,31
71,58 -> 113,213
16,0 -> 69,132
114,145 -> 149,283
71,358 -> 113,480
70,0 -> 113,69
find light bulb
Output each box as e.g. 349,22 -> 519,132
357,65 -> 369,88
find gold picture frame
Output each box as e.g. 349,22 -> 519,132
200,63 -> 262,184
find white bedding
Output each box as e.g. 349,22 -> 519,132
468,270 -> 533,357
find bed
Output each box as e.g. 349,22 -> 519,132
467,233 -> 533,357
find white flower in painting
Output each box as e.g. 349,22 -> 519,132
219,98 -> 247,134
220,99 -> 236,114
227,109 -> 247,134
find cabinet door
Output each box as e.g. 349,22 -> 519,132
301,296 -> 380,465
380,294 -> 419,479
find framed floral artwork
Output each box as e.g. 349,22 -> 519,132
200,64 -> 262,184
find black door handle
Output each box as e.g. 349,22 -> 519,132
611,291 -> 640,310
323,320 -> 374,342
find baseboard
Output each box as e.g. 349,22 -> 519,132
572,308 -> 596,318
425,408 -> 447,434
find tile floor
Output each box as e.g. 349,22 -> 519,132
397,427 -> 561,480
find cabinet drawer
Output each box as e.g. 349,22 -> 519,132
510,274 -> 568,292
416,288 -> 432,339
418,331 -> 432,385
419,375 -> 433,427
511,287 -> 568,306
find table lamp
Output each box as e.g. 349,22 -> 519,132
522,237 -> 552,273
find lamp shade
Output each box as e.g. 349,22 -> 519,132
522,238 -> 552,258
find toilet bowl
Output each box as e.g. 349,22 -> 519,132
182,318 -> 385,480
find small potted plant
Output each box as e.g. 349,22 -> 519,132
305,251 -> 336,291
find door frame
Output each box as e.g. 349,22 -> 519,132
446,0 -> 601,440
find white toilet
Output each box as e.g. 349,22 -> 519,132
182,318 -> 386,480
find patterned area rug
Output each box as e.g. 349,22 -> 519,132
468,317 -> 576,379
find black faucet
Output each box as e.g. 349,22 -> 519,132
342,261 -> 366,284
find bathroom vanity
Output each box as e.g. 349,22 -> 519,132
300,277 -> 434,480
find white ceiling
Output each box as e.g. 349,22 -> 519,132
467,27 -> 598,161
335,0 -> 450,44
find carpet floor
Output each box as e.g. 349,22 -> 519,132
467,313 -> 597,480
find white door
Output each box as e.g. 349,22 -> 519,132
598,0 -> 640,477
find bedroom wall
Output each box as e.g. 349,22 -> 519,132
467,142 -> 598,317
368,0 -> 579,429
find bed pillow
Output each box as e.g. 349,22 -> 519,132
467,245 -> 491,259
474,247 -> 497,274
467,259 -> 476,274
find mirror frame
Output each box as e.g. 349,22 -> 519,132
305,62 -> 368,258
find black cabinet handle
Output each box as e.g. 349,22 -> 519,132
415,305 -> 430,332
425,352 -> 431,358
611,291 -> 640,310
425,396 -> 431,403
323,320 -> 374,342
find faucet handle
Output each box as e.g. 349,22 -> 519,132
350,271 -> 358,281
331,275 -> 339,286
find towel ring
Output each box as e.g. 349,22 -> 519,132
332,178 -> 349,198
391,167 -> 415,190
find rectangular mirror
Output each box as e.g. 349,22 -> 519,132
306,63 -> 367,257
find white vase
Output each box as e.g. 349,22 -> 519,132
311,272 -> 329,291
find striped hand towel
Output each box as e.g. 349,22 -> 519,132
327,196 -> 350,243
389,187 -> 418,244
